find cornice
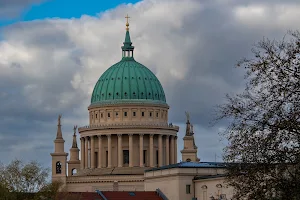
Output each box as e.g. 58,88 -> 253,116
180,149 -> 197,153
193,177 -> 225,182
78,122 -> 179,132
67,160 -> 80,164
88,100 -> 169,109
144,172 -> 208,180
50,152 -> 68,156
66,175 -> 144,184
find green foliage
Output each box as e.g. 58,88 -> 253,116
0,159 -> 62,200
216,31 -> 300,199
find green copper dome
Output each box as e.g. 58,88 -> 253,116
91,27 -> 166,105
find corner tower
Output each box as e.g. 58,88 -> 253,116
181,112 -> 200,162
67,126 -> 80,176
50,115 -> 68,183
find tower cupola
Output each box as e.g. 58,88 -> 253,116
68,125 -> 80,176
122,14 -> 134,59
181,112 -> 200,162
50,115 -> 68,184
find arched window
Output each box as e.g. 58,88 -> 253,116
56,161 -> 62,174
186,158 -> 191,162
72,168 -> 77,175
201,185 -> 208,189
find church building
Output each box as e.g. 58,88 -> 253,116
50,16 -> 234,200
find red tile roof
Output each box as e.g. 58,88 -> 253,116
56,191 -> 163,200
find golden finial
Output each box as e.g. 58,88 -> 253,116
125,14 -> 130,31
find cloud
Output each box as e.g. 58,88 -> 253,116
0,0 -> 300,167
0,0 -> 45,19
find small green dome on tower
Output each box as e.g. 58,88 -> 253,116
91,16 -> 166,106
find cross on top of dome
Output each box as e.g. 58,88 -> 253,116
125,14 -> 130,31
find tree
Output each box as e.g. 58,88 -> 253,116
0,159 -> 63,200
0,159 -> 49,193
216,31 -> 300,199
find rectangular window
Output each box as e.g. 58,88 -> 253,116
123,150 -> 129,164
106,151 -> 108,167
186,185 -> 191,194
203,191 -> 207,200
143,150 -> 147,164
96,114 -> 98,118
156,112 -> 159,117
95,152 -> 98,168
133,111 -> 136,117
124,112 -> 127,117
101,113 -> 103,118
116,112 -> 119,117
142,112 -> 144,117
149,112 -> 152,117
156,150 -> 159,166
108,113 -> 110,118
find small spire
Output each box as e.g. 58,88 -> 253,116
56,114 -> 63,139
125,14 -> 130,31
121,14 -> 134,59
72,125 -> 78,148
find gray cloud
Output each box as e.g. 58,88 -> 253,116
1,0 -> 300,167
0,0 -> 45,19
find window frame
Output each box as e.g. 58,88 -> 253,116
186,184 -> 191,194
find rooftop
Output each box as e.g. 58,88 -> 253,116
144,161 -> 227,172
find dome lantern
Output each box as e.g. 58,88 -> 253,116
122,14 -> 134,60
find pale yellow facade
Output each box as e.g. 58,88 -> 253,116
50,109 -> 234,199
145,167 -> 234,200
194,177 -> 234,200
50,21 -> 234,200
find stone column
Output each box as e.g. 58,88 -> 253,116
149,134 -> 154,167
129,134 -> 133,167
174,136 -> 178,164
107,135 -> 112,168
158,134 -> 163,167
139,134 -> 144,167
165,135 -> 170,165
90,136 -> 95,168
80,138 -> 85,169
98,136 -> 102,168
84,137 -> 89,168
118,134 -> 123,167
170,136 -> 174,164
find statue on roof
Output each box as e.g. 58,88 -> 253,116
73,125 -> 77,135
72,125 -> 78,148
185,111 -> 191,136
58,114 -> 62,126
185,111 -> 190,122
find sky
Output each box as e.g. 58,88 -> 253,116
0,0 -> 300,171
